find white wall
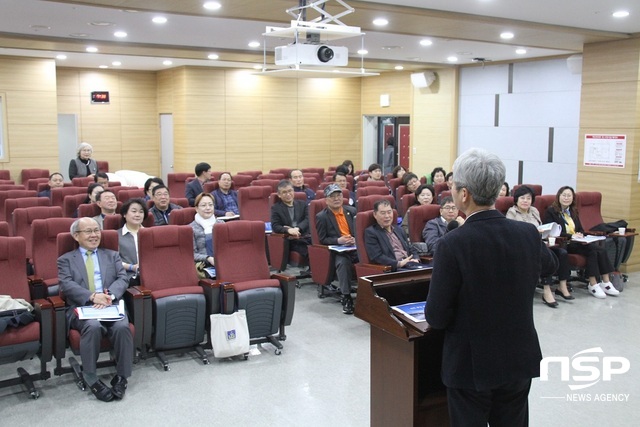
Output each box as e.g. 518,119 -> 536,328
458,58 -> 581,195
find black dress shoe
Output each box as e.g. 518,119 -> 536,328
542,295 -> 559,308
90,380 -> 115,402
341,295 -> 354,315
555,289 -> 575,300
110,375 -> 128,400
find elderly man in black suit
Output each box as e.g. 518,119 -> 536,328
57,217 -> 133,402
316,183 -> 358,314
425,148 -> 557,427
271,180 -> 311,259
364,199 -> 420,271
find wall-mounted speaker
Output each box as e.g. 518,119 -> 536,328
566,55 -> 582,75
411,71 -> 436,88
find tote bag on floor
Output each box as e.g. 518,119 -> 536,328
210,309 -> 250,358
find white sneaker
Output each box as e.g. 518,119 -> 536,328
600,282 -> 620,296
588,283 -> 607,299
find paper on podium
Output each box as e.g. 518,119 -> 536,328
76,300 -> 125,321
391,301 -> 426,323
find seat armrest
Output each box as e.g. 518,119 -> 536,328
272,273 -> 297,329
125,287 -> 150,355
419,255 -> 433,263
28,276 -> 45,300
48,295 -> 67,361
33,298 -> 54,362
359,263 -> 392,273
199,279 -> 224,314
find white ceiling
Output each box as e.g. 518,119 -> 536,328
0,0 -> 636,72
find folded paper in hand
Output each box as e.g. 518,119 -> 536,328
537,223 -> 561,239
328,245 -> 357,252
76,300 -> 126,321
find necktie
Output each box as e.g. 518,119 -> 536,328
85,250 -> 96,292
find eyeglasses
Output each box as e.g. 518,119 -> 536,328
198,203 -> 214,208
154,192 -> 170,198
441,206 -> 457,211
76,228 -> 101,236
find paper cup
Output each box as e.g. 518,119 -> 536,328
548,237 -> 556,246
618,227 -> 626,235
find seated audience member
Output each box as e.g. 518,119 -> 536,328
38,172 -> 65,198
117,198 -> 148,285
69,142 -> 98,180
289,169 -> 315,204
507,186 -> 572,308
84,183 -> 104,204
402,172 -> 421,194
212,172 -> 239,217
333,172 -> 356,207
445,171 -> 454,190
316,184 -> 358,315
499,182 -> 510,197
335,164 -> 350,176
367,163 -> 384,182
271,180 -> 311,259
149,185 -> 182,226
94,172 -> 109,188
364,199 -> 420,271
544,186 -> 617,299
422,196 -> 464,256
401,184 -> 436,235
185,162 -> 212,207
58,217 -> 133,402
342,160 -> 356,177
143,177 -> 165,201
430,167 -> 447,185
93,190 -> 118,229
392,165 -> 406,180
190,193 -> 221,269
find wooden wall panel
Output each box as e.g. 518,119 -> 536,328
0,57 -> 58,180
361,71 -> 412,115
55,69 -> 80,96
225,70 -> 262,97
181,96 -> 226,125
579,39 -> 640,272
156,69 -> 174,113
184,68 -> 226,96
411,67 -> 458,178
225,96 -> 263,125
119,71 -> 157,97
263,124 -> 297,152
298,98 -> 331,125
121,98 -> 157,126
262,97 -> 298,125
261,76 -> 298,98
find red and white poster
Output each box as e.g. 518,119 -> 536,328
583,134 -> 626,168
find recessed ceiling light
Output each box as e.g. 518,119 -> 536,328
253,65 -> 263,70
30,25 -> 51,30
89,21 -> 115,27
203,2 -> 222,10
114,31 -> 127,38
56,54 -> 67,60
500,32 -> 514,39
248,41 -> 260,48
394,65 -> 404,70
152,16 -> 167,24
86,46 -> 98,53
381,46 -> 401,50
419,39 -> 433,46
357,49 -> 368,55
208,54 -> 219,60
99,65 -> 108,69
373,18 -> 388,26
515,48 -> 527,55
612,10 -> 630,18
69,33 -> 91,38
163,60 -> 173,66
447,56 -> 458,62
112,61 -> 122,66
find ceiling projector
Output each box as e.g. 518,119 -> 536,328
275,44 -> 348,66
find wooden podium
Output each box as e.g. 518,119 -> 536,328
354,269 -> 449,427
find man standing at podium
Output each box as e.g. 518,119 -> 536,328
425,148 -> 557,427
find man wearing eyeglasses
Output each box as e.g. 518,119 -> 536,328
422,196 -> 465,256
364,199 -> 421,271
57,217 -> 133,403
149,185 -> 182,226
